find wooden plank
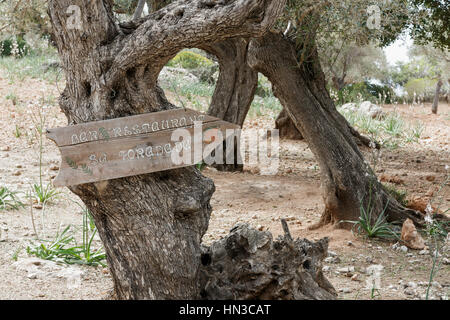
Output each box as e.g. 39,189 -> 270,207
46,108 -> 219,147
50,118 -> 239,187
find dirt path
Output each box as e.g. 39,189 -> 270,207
0,74 -> 448,300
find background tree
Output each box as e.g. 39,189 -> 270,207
409,44 -> 450,113
320,43 -> 389,92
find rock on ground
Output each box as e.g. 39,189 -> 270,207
401,218 -> 426,250
340,101 -> 384,119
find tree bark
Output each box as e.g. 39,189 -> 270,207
48,0 -> 286,299
200,38 -> 258,172
199,223 -> 336,300
275,108 -> 304,140
248,32 -> 423,228
432,78 -> 443,114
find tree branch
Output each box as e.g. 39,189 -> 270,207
104,0 -> 286,85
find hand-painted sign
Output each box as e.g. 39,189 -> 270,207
47,108 -> 239,187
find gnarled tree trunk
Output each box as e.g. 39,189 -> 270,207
200,38 -> 258,171
48,0 -> 287,299
248,32 -> 423,228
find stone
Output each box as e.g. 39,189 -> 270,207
13,258 -> 84,285
419,249 -> 429,255
404,288 -> 415,296
359,101 -> 384,119
324,256 -> 341,264
399,245 -> 408,253
340,103 -> 358,113
401,218 -> 426,250
337,266 -> 355,274
158,67 -> 199,86
0,146 -> 10,151
327,251 -> 337,257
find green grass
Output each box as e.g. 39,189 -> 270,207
338,107 -> 425,150
0,52 -> 60,83
381,112 -> 404,137
0,186 -> 24,211
5,92 -> 18,105
26,209 -> 106,267
161,75 -> 215,98
249,96 -> 283,118
30,183 -> 60,205
13,125 -> 22,138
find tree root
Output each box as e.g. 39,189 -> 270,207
199,223 -> 337,300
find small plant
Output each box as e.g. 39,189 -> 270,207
381,112 -> 404,137
31,183 -> 60,205
26,209 -> 106,267
348,206 -> 399,240
0,186 -> 24,210
411,121 -> 425,139
342,185 -> 400,240
196,161 -> 207,171
28,100 -> 60,205
5,92 -> 18,105
13,124 -> 22,138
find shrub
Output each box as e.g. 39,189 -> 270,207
0,36 -> 31,57
336,82 -> 374,105
366,82 -> 396,104
334,81 -> 396,105
167,50 -> 214,69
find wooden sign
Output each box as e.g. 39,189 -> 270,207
47,108 -> 239,187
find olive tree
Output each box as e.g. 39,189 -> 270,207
48,0 -> 339,300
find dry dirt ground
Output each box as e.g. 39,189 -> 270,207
0,73 -> 448,300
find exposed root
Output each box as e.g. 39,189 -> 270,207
349,126 -> 380,149
199,223 -> 337,300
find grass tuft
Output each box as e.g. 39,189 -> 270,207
0,186 -> 24,211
